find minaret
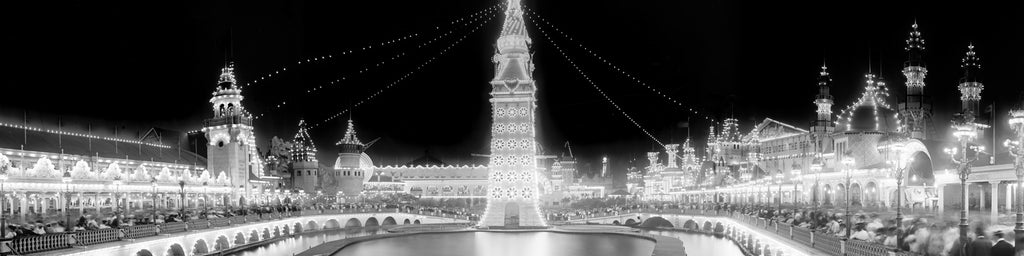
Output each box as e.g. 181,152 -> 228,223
899,22 -> 932,139
601,156 -> 609,177
334,118 -> 366,197
203,62 -> 262,204
289,120 -> 318,191
958,44 -> 984,121
812,64 -> 834,134
480,0 -> 545,228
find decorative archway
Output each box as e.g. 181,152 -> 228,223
850,183 -> 862,206
865,182 -> 878,207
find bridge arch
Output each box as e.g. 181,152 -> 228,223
403,218 -> 411,225
273,226 -> 281,237
234,232 -> 246,245
192,239 -> 210,255
382,216 -> 397,226
283,224 -> 291,235
624,219 -> 636,225
135,249 -> 154,256
345,218 -> 362,228
683,220 -> 698,230
262,228 -> 272,240
248,229 -> 260,242
414,219 -> 421,224
294,222 -> 304,233
612,220 -> 621,225
214,235 -> 231,251
366,217 -> 380,227
325,219 -> 341,229
166,244 -> 186,256
702,221 -> 713,231
305,220 -> 319,231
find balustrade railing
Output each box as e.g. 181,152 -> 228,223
0,206 -> 467,255
9,233 -> 72,254
160,222 -> 188,234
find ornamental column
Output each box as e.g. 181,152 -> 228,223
992,181 -> 1000,223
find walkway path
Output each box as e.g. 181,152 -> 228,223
727,218 -> 830,256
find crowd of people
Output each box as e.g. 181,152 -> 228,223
725,203 -> 1016,256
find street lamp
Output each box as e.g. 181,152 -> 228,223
112,175 -> 122,214
810,157 -> 823,211
62,171 -> 72,228
1005,106 -> 1024,254
887,143 -> 914,251
0,156 -> 8,239
944,120 -> 986,246
178,177 -> 186,221
791,164 -> 802,207
150,178 -> 158,222
841,156 -> 855,239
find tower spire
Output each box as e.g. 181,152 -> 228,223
812,63 -> 835,133
900,21 -> 931,139
958,43 -> 984,120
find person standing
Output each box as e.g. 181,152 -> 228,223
966,227 -> 992,256
991,230 -> 1013,256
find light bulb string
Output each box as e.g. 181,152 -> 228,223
251,7 -> 501,120
311,13 -> 499,129
240,3 -> 502,90
525,8 -> 714,122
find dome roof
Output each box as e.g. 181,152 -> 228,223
836,74 -> 903,133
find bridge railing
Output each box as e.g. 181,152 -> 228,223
74,228 -> 122,246
160,222 -> 188,234
1,207 -> 470,256
8,233 -> 72,255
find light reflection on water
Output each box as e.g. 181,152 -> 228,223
230,227 -> 742,256
230,228 -> 382,256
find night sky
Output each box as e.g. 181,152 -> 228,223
3,0 -> 1022,178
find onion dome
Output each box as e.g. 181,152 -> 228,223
836,73 -> 903,133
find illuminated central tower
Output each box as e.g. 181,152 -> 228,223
480,0 -> 545,228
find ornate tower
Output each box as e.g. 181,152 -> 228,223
334,119 -> 367,198
664,144 -> 680,168
289,120 -> 318,191
812,64 -> 835,133
899,22 -> 932,139
958,44 -> 984,121
480,0 -> 545,228
203,62 -> 263,204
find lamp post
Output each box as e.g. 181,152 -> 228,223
776,173 -> 784,209
178,178 -> 186,221
810,158 -> 823,212
841,156 -> 855,238
945,120 -> 986,248
791,165 -> 802,208
112,175 -> 122,214
202,181 -> 209,217
1005,107 -> 1024,254
887,143 -> 913,251
150,178 -> 157,222
0,156 -> 8,239
61,171 -> 72,228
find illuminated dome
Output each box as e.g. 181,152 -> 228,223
836,74 -> 903,133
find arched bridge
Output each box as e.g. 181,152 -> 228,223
23,211 -> 467,256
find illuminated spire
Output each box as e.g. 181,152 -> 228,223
218,62 -> 238,90
813,64 -> 834,131
337,118 -> 363,146
905,22 -> 925,65
958,43 -> 984,119
496,0 -> 531,54
960,43 -> 982,83
291,119 -> 317,162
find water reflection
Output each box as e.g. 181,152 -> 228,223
231,227 -> 743,256
230,227 -> 382,256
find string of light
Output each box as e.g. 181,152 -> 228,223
0,122 -> 171,149
240,3 -> 502,89
252,6 -> 502,120
311,12 -> 499,128
526,13 -> 666,148
524,8 -> 714,122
